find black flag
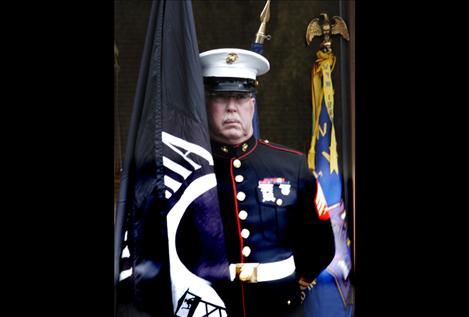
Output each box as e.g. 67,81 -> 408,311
115,1 -> 230,316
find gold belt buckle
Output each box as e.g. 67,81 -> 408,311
235,263 -> 259,283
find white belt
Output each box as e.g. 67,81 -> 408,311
230,255 -> 296,283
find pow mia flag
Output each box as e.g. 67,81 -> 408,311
175,289 -> 226,317
115,1 -> 230,316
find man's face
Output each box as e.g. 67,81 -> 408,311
206,91 -> 255,145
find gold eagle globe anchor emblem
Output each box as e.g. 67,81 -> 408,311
225,52 -> 238,64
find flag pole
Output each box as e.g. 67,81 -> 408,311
114,41 -> 122,220
250,0 -> 271,138
304,12 -> 354,316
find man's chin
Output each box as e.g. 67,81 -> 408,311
217,131 -> 247,145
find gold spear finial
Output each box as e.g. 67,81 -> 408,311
306,13 -> 350,52
254,0 -> 271,44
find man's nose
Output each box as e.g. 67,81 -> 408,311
225,98 -> 238,112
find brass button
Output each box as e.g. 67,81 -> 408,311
242,246 -> 251,257
233,159 -> 241,168
237,192 -> 246,201
235,175 -> 244,183
221,146 -> 228,153
241,143 -> 248,152
276,198 -> 283,206
238,210 -> 248,220
241,229 -> 250,239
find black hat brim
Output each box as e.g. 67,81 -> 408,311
203,77 -> 256,92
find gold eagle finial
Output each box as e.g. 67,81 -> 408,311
306,13 -> 350,52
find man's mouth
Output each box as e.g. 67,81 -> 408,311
224,119 -> 240,124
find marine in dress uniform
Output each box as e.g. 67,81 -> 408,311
200,48 -> 335,317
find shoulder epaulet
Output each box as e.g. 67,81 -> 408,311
258,139 -> 303,155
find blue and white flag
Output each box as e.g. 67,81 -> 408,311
305,50 -> 353,316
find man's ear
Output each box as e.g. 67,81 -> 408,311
250,99 -> 256,118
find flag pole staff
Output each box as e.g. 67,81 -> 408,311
250,0 -> 271,137
114,41 -> 123,219
305,13 -> 355,306
254,0 -> 271,45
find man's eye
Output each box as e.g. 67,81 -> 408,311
207,93 -> 250,101
234,94 -> 250,100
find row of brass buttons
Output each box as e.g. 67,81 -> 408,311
233,159 -> 251,258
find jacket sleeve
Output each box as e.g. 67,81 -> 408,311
292,154 -> 335,282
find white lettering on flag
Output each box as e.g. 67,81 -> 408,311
163,131 -> 227,316
162,132 -> 214,170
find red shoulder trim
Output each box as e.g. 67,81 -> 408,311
258,139 -> 303,155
